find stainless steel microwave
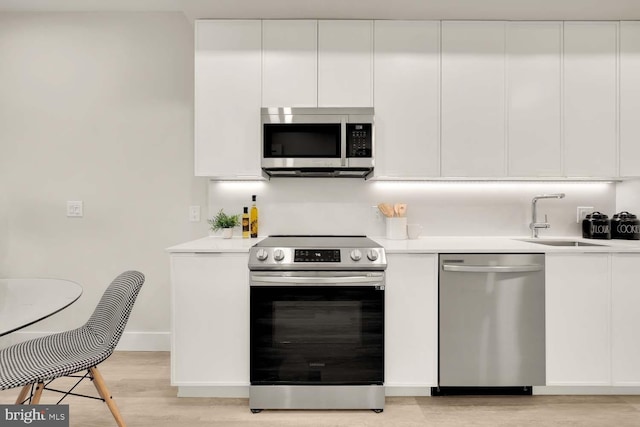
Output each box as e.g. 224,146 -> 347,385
261,107 -> 374,178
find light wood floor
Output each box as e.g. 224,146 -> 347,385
2,352 -> 640,426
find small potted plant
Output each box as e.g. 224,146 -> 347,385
208,209 -> 240,239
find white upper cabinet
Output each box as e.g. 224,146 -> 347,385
262,20 -> 317,107
318,20 -> 373,107
441,21 -> 506,177
620,22 -> 640,177
374,21 -> 440,178
563,22 -> 618,178
507,22 -> 562,177
194,20 -> 262,178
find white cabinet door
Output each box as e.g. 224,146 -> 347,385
620,22 -> 640,177
507,22 -> 562,177
611,253 -> 640,385
170,253 -> 249,386
318,20 -> 373,107
374,21 -> 440,178
262,20 -> 317,107
194,20 -> 262,178
563,22 -> 618,177
545,253 -> 610,385
385,253 -> 438,389
441,21 -> 506,177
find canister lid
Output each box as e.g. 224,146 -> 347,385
613,211 -> 637,220
585,211 -> 609,220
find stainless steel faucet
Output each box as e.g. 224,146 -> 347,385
530,193 -> 565,238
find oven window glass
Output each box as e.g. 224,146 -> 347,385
263,124 -> 341,158
250,286 -> 384,385
273,301 -> 361,345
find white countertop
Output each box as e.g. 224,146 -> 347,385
167,235 -> 640,254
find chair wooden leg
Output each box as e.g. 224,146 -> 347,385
15,384 -> 31,404
31,382 -> 44,404
89,366 -> 126,427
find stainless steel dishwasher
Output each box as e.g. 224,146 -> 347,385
438,254 -> 545,392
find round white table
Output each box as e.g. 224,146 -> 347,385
0,278 -> 83,337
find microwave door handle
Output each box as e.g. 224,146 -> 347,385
250,274 -> 383,286
340,117 -> 347,167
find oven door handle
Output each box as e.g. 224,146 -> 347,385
250,274 -> 384,286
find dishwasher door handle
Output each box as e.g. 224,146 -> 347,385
442,264 -> 543,273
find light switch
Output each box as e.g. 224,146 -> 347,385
189,205 -> 201,222
67,201 -> 83,217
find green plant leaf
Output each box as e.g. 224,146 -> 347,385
208,209 -> 240,232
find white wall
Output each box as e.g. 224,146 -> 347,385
208,180 -> 616,238
0,12 -> 208,349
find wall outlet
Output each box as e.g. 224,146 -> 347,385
66,200 -> 83,217
189,205 -> 201,222
576,206 -> 594,223
371,205 -> 382,221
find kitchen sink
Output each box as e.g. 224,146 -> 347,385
517,239 -> 608,247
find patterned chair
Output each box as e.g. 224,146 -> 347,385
0,270 -> 145,427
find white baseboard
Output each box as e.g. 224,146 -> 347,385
384,385 -> 432,396
534,386 -> 640,395
116,331 -> 170,351
2,331 -> 170,351
178,386 -> 249,398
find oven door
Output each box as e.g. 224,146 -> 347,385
250,271 -> 384,386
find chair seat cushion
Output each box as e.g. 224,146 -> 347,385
0,326 -> 112,390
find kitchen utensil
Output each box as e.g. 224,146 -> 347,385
582,211 -> 611,240
611,211 -> 640,240
396,204 -> 407,217
378,203 -> 395,218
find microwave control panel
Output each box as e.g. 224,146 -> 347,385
346,123 -> 372,158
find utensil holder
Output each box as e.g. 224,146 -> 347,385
386,217 -> 407,240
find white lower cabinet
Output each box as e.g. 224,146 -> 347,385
385,253 -> 438,389
611,253 -> 640,385
545,253 -> 611,386
170,253 -> 249,386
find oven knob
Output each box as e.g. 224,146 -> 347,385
256,248 -> 268,261
367,249 -> 379,261
274,249 -> 285,261
350,249 -> 362,261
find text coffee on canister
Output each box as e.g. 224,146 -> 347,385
582,211 -> 611,240
611,211 -> 640,240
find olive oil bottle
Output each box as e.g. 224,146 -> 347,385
250,195 -> 258,238
242,207 -> 250,239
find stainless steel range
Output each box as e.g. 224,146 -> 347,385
248,235 -> 387,413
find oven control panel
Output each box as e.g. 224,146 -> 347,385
294,249 -> 340,263
248,245 -> 387,270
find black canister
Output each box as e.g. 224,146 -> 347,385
582,212 -> 611,239
611,211 -> 640,240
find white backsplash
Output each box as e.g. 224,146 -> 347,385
208,179 -> 617,238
